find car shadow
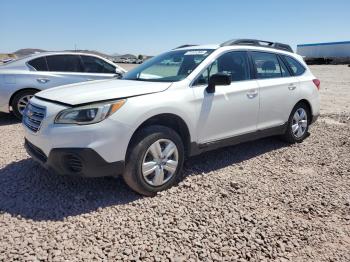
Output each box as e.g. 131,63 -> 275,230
0,112 -> 20,126
0,137 -> 288,221
0,159 -> 141,221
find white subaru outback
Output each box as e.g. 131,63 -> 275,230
23,39 -> 320,196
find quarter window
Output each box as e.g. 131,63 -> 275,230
278,56 -> 291,77
283,56 -> 305,76
27,57 -> 48,71
194,51 -> 250,85
251,52 -> 283,79
46,55 -> 83,72
80,55 -> 116,74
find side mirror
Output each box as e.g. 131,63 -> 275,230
114,68 -> 124,79
206,73 -> 231,93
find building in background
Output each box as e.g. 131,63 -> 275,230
297,41 -> 350,64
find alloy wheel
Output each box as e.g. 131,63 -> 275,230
17,95 -> 33,115
292,108 -> 308,138
142,139 -> 179,187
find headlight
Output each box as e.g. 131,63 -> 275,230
55,100 -> 126,125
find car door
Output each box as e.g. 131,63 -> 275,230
44,54 -> 92,87
192,51 -> 260,143
79,55 -> 119,81
251,51 -> 300,130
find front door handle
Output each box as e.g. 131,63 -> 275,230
288,84 -> 297,90
247,90 -> 258,99
37,78 -> 50,84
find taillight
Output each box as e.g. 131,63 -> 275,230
313,79 -> 321,90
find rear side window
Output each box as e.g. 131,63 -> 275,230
46,55 -> 83,72
80,55 -> 116,74
283,56 -> 305,76
27,57 -> 48,71
251,52 -> 282,79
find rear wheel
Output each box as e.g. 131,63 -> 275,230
11,90 -> 37,120
281,102 -> 310,143
123,125 -> 184,196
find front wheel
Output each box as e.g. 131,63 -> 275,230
123,125 -> 185,196
281,102 -> 310,143
11,90 -> 37,120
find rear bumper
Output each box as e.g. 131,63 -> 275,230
0,102 -> 9,113
0,89 -> 11,113
25,139 -> 124,177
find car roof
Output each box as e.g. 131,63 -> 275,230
24,51 -> 109,60
175,44 -> 302,60
174,44 -> 220,50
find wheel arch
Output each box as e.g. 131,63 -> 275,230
9,88 -> 40,110
127,113 -> 192,158
295,99 -> 313,123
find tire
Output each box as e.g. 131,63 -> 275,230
281,102 -> 310,143
123,125 -> 185,196
11,90 -> 37,120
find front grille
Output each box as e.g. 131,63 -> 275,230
23,102 -> 46,132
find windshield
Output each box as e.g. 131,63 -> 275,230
122,49 -> 214,82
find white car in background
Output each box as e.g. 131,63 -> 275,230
0,52 -> 126,119
23,39 -> 320,196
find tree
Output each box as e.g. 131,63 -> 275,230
138,54 -> 143,60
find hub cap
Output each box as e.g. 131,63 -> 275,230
292,108 -> 308,138
142,139 -> 179,187
17,95 -> 33,115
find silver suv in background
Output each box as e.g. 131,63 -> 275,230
0,52 -> 126,119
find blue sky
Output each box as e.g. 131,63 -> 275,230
2,0 -> 350,55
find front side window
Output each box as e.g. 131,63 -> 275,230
283,56 -> 305,76
122,49 -> 214,82
80,55 -> 116,74
46,55 -> 83,72
251,52 -> 284,79
194,51 -> 250,86
27,57 -> 48,71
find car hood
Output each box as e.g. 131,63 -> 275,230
35,79 -> 172,106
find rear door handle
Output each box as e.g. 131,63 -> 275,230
247,90 -> 258,99
37,78 -> 50,84
288,84 -> 297,90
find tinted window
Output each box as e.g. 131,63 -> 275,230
252,52 -> 284,79
194,51 -> 250,85
28,57 -> 48,71
46,55 -> 83,72
278,56 -> 291,77
81,55 -> 116,74
283,56 -> 305,76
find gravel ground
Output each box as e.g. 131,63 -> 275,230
0,65 -> 349,261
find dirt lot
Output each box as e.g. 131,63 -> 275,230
0,65 -> 349,261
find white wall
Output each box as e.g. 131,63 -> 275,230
297,43 -> 350,58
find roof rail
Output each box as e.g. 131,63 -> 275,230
173,44 -> 198,49
220,39 -> 294,53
